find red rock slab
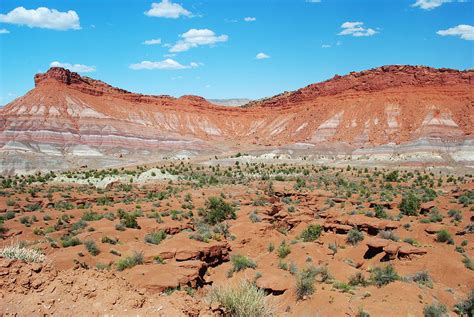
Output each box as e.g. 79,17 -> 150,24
255,268 -> 293,294
424,224 -> 445,234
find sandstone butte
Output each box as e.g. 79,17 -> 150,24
0,65 -> 473,174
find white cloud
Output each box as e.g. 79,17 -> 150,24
170,28 -> 228,52
0,28 -> 10,34
244,17 -> 256,22
129,59 -> 201,70
412,0 -> 452,10
0,7 -> 80,30
338,21 -> 377,37
306,0 -> 322,2
143,38 -> 162,45
256,52 -> 270,59
321,44 -> 331,48
50,61 -> 96,73
145,0 -> 191,19
437,24 -> 474,40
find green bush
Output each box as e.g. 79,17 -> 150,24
463,256 -> 474,270
296,266 -> 318,300
203,197 -> 236,225
230,254 -> 256,273
300,224 -> 322,242
378,230 -> 399,242
61,236 -> 82,247
277,241 -> 291,258
436,230 -> 454,244
399,191 -> 421,216
144,230 -> 167,245
117,210 -> 139,229
349,272 -> 369,287
370,265 -> 399,287
347,228 -> 364,245
423,302 -> 447,317
454,290 -> 474,316
116,251 -> 144,271
84,239 -> 100,256
101,236 -> 118,245
408,271 -> 433,288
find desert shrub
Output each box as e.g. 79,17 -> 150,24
189,221 -> 230,242
116,251 -> 144,271
374,204 -> 388,219
427,209 -> 443,223
408,271 -> 433,288
349,272 -> 369,287
378,230 -> 399,242
423,302 -> 447,317
101,236 -> 118,245
267,243 -> 274,253
463,256 -> 474,270
296,266 -> 318,300
61,236 -> 82,247
454,290 -> 474,316
144,230 -> 167,245
84,239 -> 100,256
110,249 -> 121,256
356,308 -> 371,317
96,263 -> 111,270
249,211 -> 261,223
347,228 -> 364,245
403,237 -> 420,246
153,255 -> 165,264
0,243 -> 45,263
82,211 -> 115,222
117,210 -> 139,229
421,188 -> 437,203
203,197 -> 236,225
370,265 -> 399,287
115,223 -> 126,231
1,210 -> 15,221
314,265 -> 332,283
399,191 -> 420,216
384,170 -> 399,182
277,241 -> 291,258
448,209 -> 462,222
436,230 -> 454,244
230,254 -> 256,273
70,220 -> 88,232
333,281 -> 352,293
19,216 -> 32,227
299,224 -> 322,242
294,177 -> 306,190
207,280 -> 273,317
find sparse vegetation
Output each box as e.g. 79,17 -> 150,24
116,251 -> 144,271
347,228 -> 364,245
299,224 -> 322,242
207,280 -> 274,317
0,243 -> 45,263
370,265 -> 399,287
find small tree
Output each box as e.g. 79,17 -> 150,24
203,197 -> 236,225
399,191 -> 421,216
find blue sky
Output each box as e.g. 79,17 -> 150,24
0,0 -> 473,105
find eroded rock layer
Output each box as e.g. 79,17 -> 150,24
1,65 -> 473,173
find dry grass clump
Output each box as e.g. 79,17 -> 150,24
0,243 -> 46,263
208,280 -> 274,317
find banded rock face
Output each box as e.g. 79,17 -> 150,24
0,65 -> 473,173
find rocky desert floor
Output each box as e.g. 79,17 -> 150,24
0,161 -> 473,316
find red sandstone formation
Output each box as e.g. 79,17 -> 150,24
1,65 -> 473,172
